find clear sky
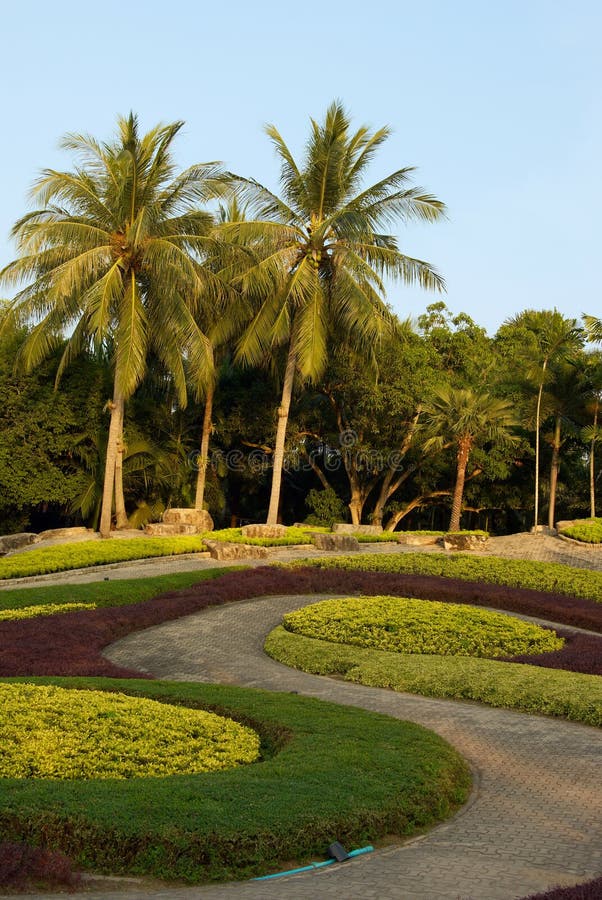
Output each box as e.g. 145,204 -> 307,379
1,0 -> 600,335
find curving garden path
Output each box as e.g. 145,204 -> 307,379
95,591 -> 602,900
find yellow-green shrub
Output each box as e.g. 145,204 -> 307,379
0,684 -> 260,780
0,603 -> 94,621
282,596 -> 564,658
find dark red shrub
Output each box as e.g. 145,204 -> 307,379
0,840 -> 80,888
520,875 -> 602,899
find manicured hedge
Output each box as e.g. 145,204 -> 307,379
560,520 -> 602,544
0,683 -> 259,779
283,596 -> 563,658
0,677 -> 470,883
265,627 -> 602,727
0,537 -> 205,580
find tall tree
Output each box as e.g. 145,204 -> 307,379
502,310 -> 583,531
218,101 -> 446,524
0,114 -> 229,536
422,386 -> 518,532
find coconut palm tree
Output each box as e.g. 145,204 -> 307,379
504,310 -> 583,530
0,114 -> 230,536
422,386 -> 518,532
216,101 -> 446,524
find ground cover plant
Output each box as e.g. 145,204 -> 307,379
0,537 -> 205,580
0,683 -> 259,779
282,596 -> 564,658
264,627 -> 602,726
559,519 -> 602,544
0,677 -> 470,883
520,876 -> 602,899
0,568 -> 235,614
1,565 -> 601,679
299,551 -> 602,607
0,841 -> 81,892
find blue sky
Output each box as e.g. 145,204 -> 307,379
1,0 -> 600,334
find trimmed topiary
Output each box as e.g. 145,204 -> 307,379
282,596 -> 564,658
0,683 -> 260,779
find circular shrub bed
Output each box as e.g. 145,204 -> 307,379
0,683 -> 260,779
282,596 -> 564,658
0,678 -> 470,883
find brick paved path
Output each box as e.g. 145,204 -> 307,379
8,533 -> 602,899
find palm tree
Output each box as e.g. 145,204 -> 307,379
217,101 -> 446,524
504,310 -> 583,531
422,386 -> 518,533
0,114 -> 229,536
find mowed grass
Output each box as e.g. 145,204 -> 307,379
0,568 -> 237,613
0,677 -> 470,883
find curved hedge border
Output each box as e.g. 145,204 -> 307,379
264,627 -> 602,727
0,677 -> 470,883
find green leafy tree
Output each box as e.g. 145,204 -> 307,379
422,386 -> 518,532
502,310 -> 583,530
218,101 -> 446,523
0,114 -> 229,536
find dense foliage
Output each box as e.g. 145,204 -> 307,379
282,596 -> 563,658
0,683 -> 259,779
0,110 -> 600,535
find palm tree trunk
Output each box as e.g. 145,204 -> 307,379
533,361 -> 547,530
448,438 -> 471,532
591,399 -> 599,518
195,387 -> 214,510
266,342 -> 297,525
113,397 -> 128,529
99,389 -> 124,538
548,415 -> 562,530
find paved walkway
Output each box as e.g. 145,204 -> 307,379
8,533 -> 602,899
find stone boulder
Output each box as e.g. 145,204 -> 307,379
240,524 -> 288,539
332,523 -> 383,535
0,533 -> 38,555
310,533 -> 360,552
204,540 -> 269,560
442,533 -> 489,552
144,523 -> 200,537
397,533 -> 441,546
36,527 -> 94,542
162,508 -> 214,531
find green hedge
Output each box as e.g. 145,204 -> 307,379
299,552 -> 602,603
265,627 -> 602,727
560,520 -> 602,544
282,596 -> 563,658
0,677 -> 470,883
0,538 -> 205,581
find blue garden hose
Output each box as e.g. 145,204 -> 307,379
252,845 -> 374,881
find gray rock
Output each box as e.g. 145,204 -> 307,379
310,533 -> 360,552
0,532 -> 38,553
162,508 -> 214,531
35,527 -> 93,542
332,523 -> 383,535
204,540 -> 269,560
443,533 -> 489,551
397,533 -> 441,546
240,524 -> 288,539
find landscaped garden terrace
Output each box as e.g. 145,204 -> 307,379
0,552 -> 600,889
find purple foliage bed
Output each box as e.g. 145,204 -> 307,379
1,567 -> 601,678
520,875 -> 602,899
